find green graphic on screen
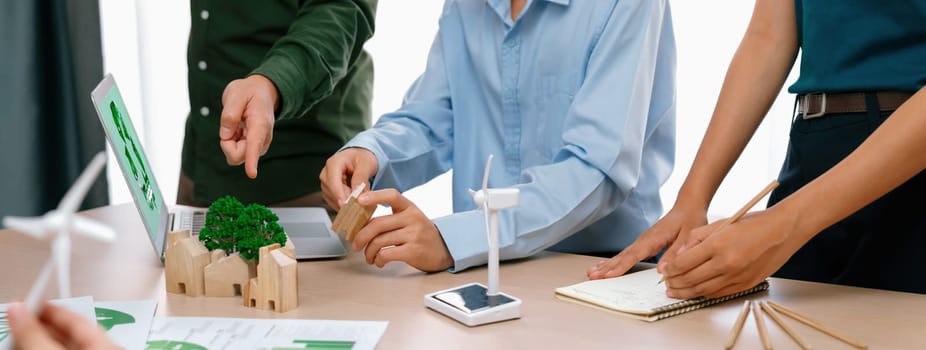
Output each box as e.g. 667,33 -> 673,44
97,86 -> 163,241
146,340 -> 208,350
109,101 -> 157,210
95,307 -> 136,331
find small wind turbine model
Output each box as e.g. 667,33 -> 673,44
424,154 -> 522,326
2,151 -> 115,313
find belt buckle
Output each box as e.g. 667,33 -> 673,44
801,92 -> 827,119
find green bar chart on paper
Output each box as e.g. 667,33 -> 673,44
147,340 -> 210,350
145,317 -> 385,350
287,340 -> 355,350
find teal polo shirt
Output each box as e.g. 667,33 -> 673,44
789,0 -> 926,94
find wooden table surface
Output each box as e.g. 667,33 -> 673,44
2,203 -> 924,349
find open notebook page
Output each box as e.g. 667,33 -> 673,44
555,268 -> 680,315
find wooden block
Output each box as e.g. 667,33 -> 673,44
283,236 -> 297,256
166,230 -> 190,246
331,183 -> 375,242
164,230 -> 209,297
204,250 -> 252,297
331,196 -> 375,242
266,248 -> 298,312
244,243 -> 299,313
245,277 -> 258,308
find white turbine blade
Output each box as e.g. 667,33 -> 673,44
58,151 -> 107,213
70,216 -> 116,242
54,235 -> 71,298
2,216 -> 48,238
481,154 -> 493,192
26,259 -> 55,313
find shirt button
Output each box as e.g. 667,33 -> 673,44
197,61 -> 207,71
200,106 -> 210,117
200,10 -> 209,20
506,40 -> 516,48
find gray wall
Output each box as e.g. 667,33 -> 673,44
0,0 -> 108,224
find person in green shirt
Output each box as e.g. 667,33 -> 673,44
588,0 -> 926,295
178,0 -> 377,212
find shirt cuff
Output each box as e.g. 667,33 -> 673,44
342,132 -> 389,189
251,54 -> 305,120
433,210 -> 487,273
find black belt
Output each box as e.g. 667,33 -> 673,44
797,91 -> 914,119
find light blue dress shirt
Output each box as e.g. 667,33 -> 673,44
345,0 -> 676,271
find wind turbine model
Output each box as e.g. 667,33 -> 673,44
425,154 -> 522,326
3,151 -> 115,313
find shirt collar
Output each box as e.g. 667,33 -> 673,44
487,0 -> 570,26
488,0 -> 571,8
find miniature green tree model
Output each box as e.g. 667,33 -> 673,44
198,196 -> 286,261
235,203 -> 287,260
198,196 -> 243,252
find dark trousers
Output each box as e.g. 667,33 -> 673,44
768,93 -> 926,294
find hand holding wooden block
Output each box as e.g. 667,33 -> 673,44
331,183 -> 376,242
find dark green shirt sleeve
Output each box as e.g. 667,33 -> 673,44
251,0 -> 377,120
185,0 -> 376,205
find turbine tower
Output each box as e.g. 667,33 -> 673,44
425,154 -> 522,326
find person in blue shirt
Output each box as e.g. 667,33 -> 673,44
589,0 -> 926,296
320,0 -> 677,272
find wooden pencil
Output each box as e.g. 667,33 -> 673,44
659,180 -> 779,284
714,180 -> 780,234
752,301 -> 773,350
724,300 -> 752,349
760,301 -> 813,350
767,301 -> 868,349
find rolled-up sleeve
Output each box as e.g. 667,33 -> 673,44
251,0 -> 377,120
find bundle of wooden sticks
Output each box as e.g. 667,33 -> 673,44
725,300 -> 868,350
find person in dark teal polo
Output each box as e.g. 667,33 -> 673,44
178,0 -> 376,211
589,0 -> 926,295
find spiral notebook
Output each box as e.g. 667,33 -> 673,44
554,268 -> 769,322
